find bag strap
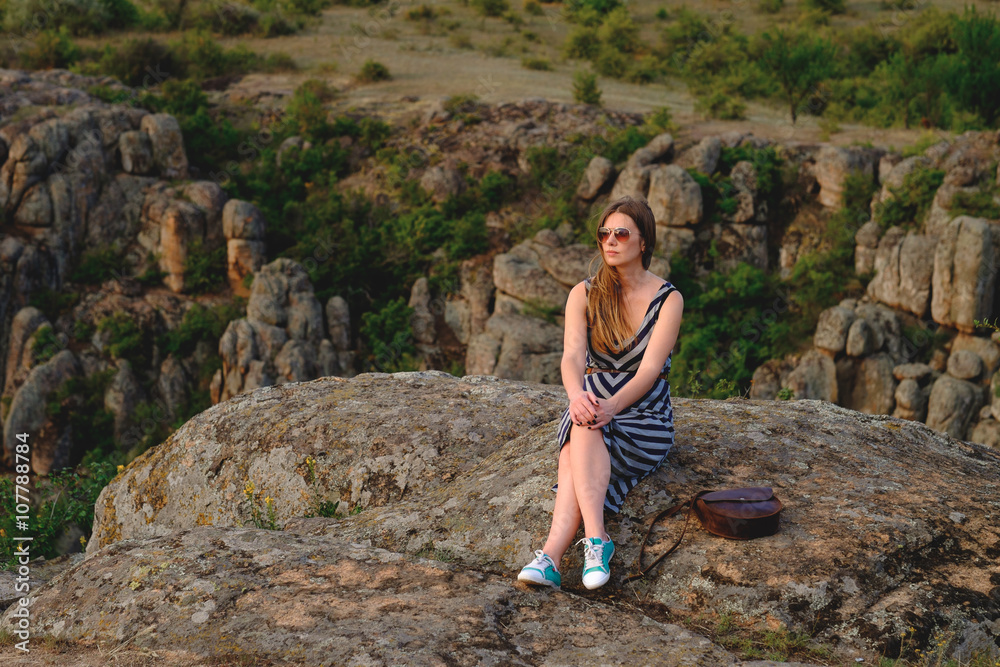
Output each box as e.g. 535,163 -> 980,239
625,491 -> 707,582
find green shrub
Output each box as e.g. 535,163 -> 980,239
158,302 -> 245,358
447,212 -> 489,259
479,170 -> 516,209
71,245 -> 123,285
521,57 -> 552,70
406,4 -> 437,19
31,325 -> 62,364
524,0 -> 543,15
950,187 -> 1000,219
572,70 -> 602,105
160,78 -> 209,116
357,59 -> 391,82
472,0 -> 509,17
286,78 -> 337,138
183,238 -> 227,295
28,289 -> 79,323
0,454 -> 117,567
17,28 -> 81,70
873,166 -> 946,229
803,0 -> 844,14
566,0 -> 621,18
563,24 -> 601,60
358,117 -> 392,150
758,0 -> 783,13
87,37 -> 177,87
645,107 -> 678,134
360,298 -> 418,372
2,0 -> 140,36
655,7 -> 668,20
594,45 -> 629,78
694,89 -> 747,120
97,312 -> 152,369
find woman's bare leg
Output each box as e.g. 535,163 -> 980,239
568,423 -> 611,541
541,444 -> 582,571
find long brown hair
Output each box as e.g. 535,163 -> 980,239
587,195 -> 657,355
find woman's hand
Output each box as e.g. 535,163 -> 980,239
568,390 -> 601,427
587,396 -> 618,430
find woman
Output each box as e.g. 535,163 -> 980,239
517,195 -> 684,590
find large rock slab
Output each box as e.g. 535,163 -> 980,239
88,372 -> 566,553
10,527 -> 769,666
274,394 -> 1000,662
23,373 -> 1000,664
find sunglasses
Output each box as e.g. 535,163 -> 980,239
597,227 -> 632,242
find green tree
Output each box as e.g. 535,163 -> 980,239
950,7 -> 1000,127
572,70 -> 602,106
759,28 -> 836,124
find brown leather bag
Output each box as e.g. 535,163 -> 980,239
626,487 -> 783,581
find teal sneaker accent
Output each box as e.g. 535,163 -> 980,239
517,550 -> 561,589
580,536 -> 614,590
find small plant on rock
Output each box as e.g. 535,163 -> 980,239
243,480 -> 281,530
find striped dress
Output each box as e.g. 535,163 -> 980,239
555,279 -> 679,514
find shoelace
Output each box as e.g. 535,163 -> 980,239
530,550 -> 556,571
578,538 -> 604,568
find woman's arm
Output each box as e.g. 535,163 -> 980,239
589,290 -> 684,429
562,282 -> 601,426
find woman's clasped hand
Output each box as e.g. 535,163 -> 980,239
568,390 -> 615,429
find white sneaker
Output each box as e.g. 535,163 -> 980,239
579,536 -> 615,590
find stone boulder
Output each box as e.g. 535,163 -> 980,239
951,333 -> 1000,376
947,349 -> 984,381
420,165 -> 465,203
139,113 -> 189,179
866,226 -> 936,317
926,374 -> 984,439
931,216 -> 998,333
813,145 -> 881,208
492,242 -> 571,311
854,220 -> 881,276
839,352 -> 897,415
674,136 -> 721,175
2,349 -> 81,473
222,198 -> 266,296
628,132 -> 674,168
89,373 -> 566,553
576,155 -> 616,200
647,164 -> 702,227
59,374 -> 1000,665
813,306 -> 855,353
785,349 -> 837,402
444,257 -> 495,345
609,163 -> 653,200
466,313 -> 563,382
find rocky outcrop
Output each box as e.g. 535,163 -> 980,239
212,258 -> 343,403
812,144 -> 882,208
931,216 -> 998,333
88,372 -> 567,551
222,198 -> 267,297
647,164 -> 702,227
866,226 -> 936,317
26,373 -> 1000,665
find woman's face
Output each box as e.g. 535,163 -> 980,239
599,211 -> 644,268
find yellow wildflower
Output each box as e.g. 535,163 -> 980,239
244,481 -> 255,499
